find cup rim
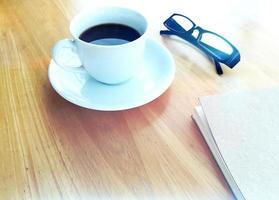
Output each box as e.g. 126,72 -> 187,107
69,6 -> 148,48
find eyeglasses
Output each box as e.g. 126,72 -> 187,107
160,14 -> 240,75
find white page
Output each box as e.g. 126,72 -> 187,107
200,88 -> 279,200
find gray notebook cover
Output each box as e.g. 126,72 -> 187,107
194,88 -> 279,200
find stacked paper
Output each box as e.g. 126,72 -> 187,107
192,88 -> 279,200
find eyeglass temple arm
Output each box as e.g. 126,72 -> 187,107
160,30 -> 174,36
214,59 -> 223,75
161,30 -> 194,43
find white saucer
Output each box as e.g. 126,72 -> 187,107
48,38 -> 175,111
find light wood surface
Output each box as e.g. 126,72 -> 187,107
1,0 -> 279,199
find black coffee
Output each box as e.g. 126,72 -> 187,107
79,23 -> 141,45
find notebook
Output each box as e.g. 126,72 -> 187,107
192,88 -> 279,200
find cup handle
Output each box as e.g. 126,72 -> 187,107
52,39 -> 87,73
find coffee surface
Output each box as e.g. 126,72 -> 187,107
79,23 -> 141,45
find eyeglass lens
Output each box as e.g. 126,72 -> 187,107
200,32 -> 233,55
170,15 -> 194,32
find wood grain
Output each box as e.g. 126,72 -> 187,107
1,0 -> 279,199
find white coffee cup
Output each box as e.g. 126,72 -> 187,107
52,7 -> 148,84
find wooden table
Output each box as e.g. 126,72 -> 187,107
1,0 -> 279,199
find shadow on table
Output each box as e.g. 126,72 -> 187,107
42,80 -> 171,133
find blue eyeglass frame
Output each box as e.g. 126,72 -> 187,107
160,13 -> 240,75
